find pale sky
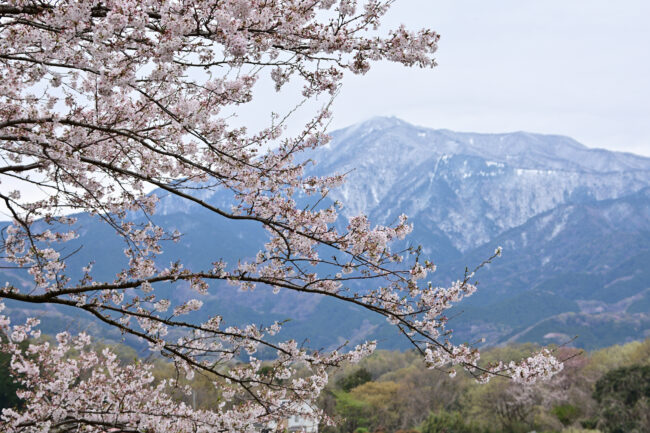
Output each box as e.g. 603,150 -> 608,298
325,0 -> 650,157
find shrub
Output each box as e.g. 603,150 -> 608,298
551,403 -> 581,426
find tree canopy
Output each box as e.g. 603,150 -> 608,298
0,1 -> 561,431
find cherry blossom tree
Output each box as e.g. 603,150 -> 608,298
0,0 -> 562,431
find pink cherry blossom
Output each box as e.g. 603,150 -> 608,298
0,1 -> 561,431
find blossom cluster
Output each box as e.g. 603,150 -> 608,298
0,0 -> 561,430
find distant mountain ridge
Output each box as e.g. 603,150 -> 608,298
3,117 -> 649,351
309,117 -> 650,253
326,117 -> 650,172
306,117 -> 650,349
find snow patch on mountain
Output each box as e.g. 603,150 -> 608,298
309,117 -> 650,252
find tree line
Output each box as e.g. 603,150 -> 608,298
3,337 -> 648,433
318,339 -> 650,433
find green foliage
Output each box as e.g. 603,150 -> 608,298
592,365 -> 650,433
421,410 -> 482,433
551,404 -> 581,426
257,364 -> 274,377
349,380 -> 405,432
593,365 -> 650,405
334,391 -> 372,433
337,368 -> 372,392
0,349 -> 22,411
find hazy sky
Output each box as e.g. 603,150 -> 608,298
325,0 -> 650,156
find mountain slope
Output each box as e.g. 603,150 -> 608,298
310,117 -> 650,253
3,117 -> 650,351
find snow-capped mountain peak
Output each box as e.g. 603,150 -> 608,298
310,118 -> 650,252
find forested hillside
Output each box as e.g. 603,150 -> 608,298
4,338 -> 645,433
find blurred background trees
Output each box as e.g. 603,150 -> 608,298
316,339 -> 650,433
3,336 -> 648,432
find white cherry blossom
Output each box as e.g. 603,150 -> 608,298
0,1 -> 561,431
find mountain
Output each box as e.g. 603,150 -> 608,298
3,117 -> 650,352
310,117 -> 650,253
306,117 -> 650,349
